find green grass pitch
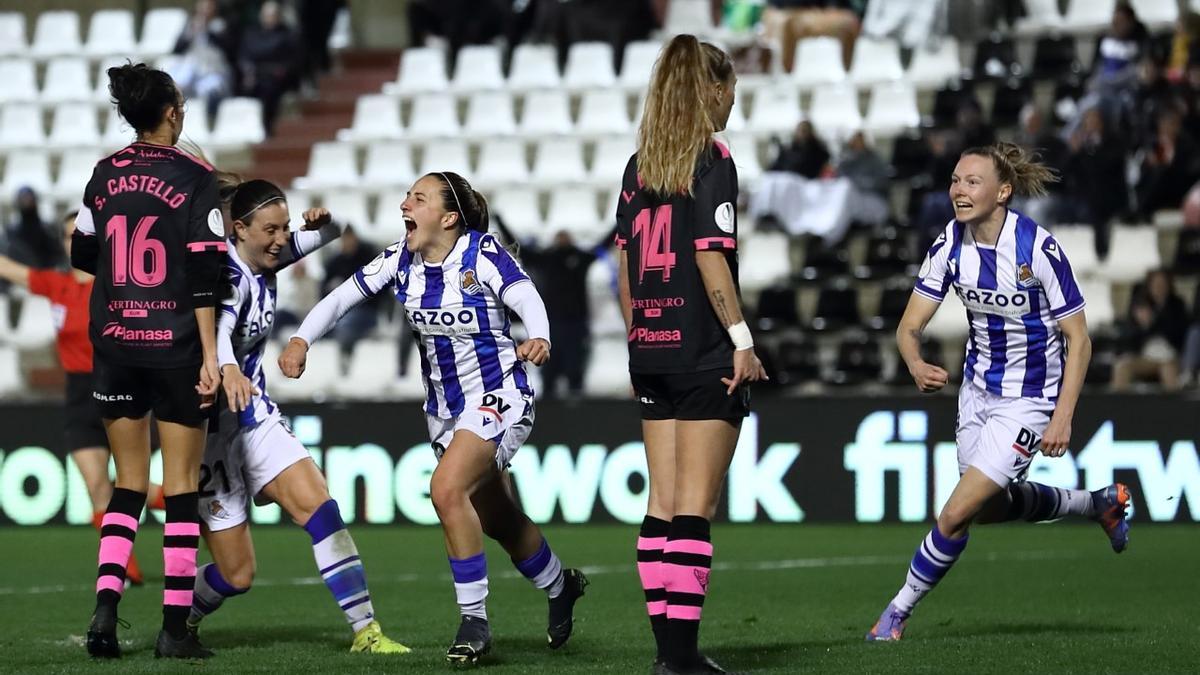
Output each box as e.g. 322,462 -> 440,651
1,524 -> 1196,673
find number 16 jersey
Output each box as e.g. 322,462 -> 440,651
615,141 -> 740,374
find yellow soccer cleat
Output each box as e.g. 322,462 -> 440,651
350,621 -> 412,655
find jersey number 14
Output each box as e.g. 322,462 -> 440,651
633,205 -> 676,282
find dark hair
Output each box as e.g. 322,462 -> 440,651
107,62 -> 179,134
428,171 -> 489,233
229,179 -> 286,224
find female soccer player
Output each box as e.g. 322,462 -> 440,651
183,179 -> 408,655
866,142 -> 1131,642
73,62 -> 225,659
616,35 -> 767,675
0,213 -> 167,586
278,171 -> 588,664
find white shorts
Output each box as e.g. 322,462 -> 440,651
198,410 -> 310,531
956,382 -> 1056,487
426,389 -> 535,470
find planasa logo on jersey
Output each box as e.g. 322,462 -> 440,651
955,286 -> 1031,318
101,321 -> 173,342
460,269 -> 484,295
406,308 -> 481,336
629,327 -> 682,345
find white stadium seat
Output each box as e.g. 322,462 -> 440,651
738,232 -> 791,294
266,340 -> 341,402
1,150 -> 52,197
418,138 -> 471,177
1100,226 -> 1161,283
0,104 -> 46,149
507,44 -> 561,92
53,148 -> 101,203
546,186 -> 604,246
138,8 -> 188,59
864,81 -> 920,138
620,40 -> 662,90
492,187 -> 544,243
387,46 -> 447,97
0,59 -> 38,104
463,90 -> 517,138
1048,225 -> 1100,278
451,44 -> 505,92
791,37 -> 846,89
724,93 -> 747,132
589,136 -> 635,188
532,138 -> 588,185
373,189 -> 407,244
906,37 -> 962,90
1131,0 -> 1179,30
663,0 -> 718,36
295,142 -> 359,190
1077,280 -> 1115,328
583,337 -> 630,397
746,85 -> 802,136
406,93 -> 460,139
84,9 -> 136,58
339,94 -> 403,142
41,58 -> 92,104
13,295 -> 56,348
564,42 -> 616,91
808,85 -> 863,144
31,11 -> 82,59
576,89 -> 631,136
0,346 -> 20,397
334,339 -> 398,399
179,98 -> 211,146
476,138 -> 530,189
1014,0 -> 1064,37
361,142 -> 416,190
92,57 -> 127,104
211,97 -> 265,146
720,133 -> 763,186
848,37 -> 903,87
103,106 -> 133,148
320,190 -> 373,232
48,102 -> 102,149
1062,0 -> 1116,36
519,90 -> 573,136
0,13 -> 27,57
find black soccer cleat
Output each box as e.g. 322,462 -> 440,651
652,653 -> 730,675
85,603 -> 125,659
445,615 -> 492,665
547,568 -> 589,649
154,628 -> 214,659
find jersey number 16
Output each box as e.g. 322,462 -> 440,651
105,215 -> 166,287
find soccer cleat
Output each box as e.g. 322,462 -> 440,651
1091,483 -> 1131,553
445,615 -> 492,665
350,620 -> 412,654
154,628 -> 213,659
547,568 -> 589,649
652,653 -> 729,674
866,602 -> 909,642
85,603 -> 125,658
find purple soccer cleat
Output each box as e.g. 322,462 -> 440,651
866,602 -> 909,642
1091,483 -> 1131,553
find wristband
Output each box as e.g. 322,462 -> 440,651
727,321 -> 753,351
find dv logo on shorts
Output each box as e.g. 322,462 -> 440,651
1012,427 -> 1040,458
479,393 -> 511,423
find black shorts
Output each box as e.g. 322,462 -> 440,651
631,368 -> 751,421
65,372 -> 108,452
92,357 -> 207,426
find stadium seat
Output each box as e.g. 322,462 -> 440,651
746,84 -> 802,137
406,93 -> 460,139
417,138 -> 471,177
546,186 -> 601,238
373,190 -> 407,244
931,81 -> 979,128
210,97 -> 265,146
989,78 -> 1033,128
576,89 -> 631,136
924,287 -> 968,341
663,0 -> 718,35
0,59 -> 37,104
463,90 -> 517,138
92,56 -> 126,104
320,190 -> 373,233
1062,0 -> 1116,36
720,133 -> 763,186
179,98 -> 211,146
0,13 -> 27,57
1049,225 -> 1100,278
0,104 -> 46,149
620,40 -> 662,90
52,148 -> 100,203
12,295 -> 55,349
266,340 -> 341,401
48,102 -> 101,149
867,279 -> 912,331
1172,228 -> 1200,275
41,57 -> 92,104
772,332 -> 820,385
808,85 -> 863,144
103,105 -> 133,148
583,336 -> 630,397
0,345 -> 19,397
589,136 -> 635,188
724,94 -> 747,132
1100,226 -> 1161,283
799,234 -> 849,282
387,46 -> 448,96
339,94 -> 403,142
492,187 -> 544,243
1131,0 -> 1179,29
84,9 -> 135,58
518,90 -> 573,136
856,226 -> 919,280
1078,279 -> 1115,327
973,35 -> 1022,81
739,231 -> 792,294
334,339 -> 398,399
564,42 -> 616,91
295,142 -> 359,190
532,138 -> 588,185
361,142 -> 416,190
905,37 -> 962,91
826,330 -> 882,386
1085,330 -> 1118,384
864,81 -> 920,139
451,44 -> 505,92
809,279 -> 861,331
138,8 -> 188,59
476,138 -> 531,189
790,37 -> 846,88
890,132 -> 931,180
1014,0 -> 1065,36
507,44 -> 561,92
31,11 -> 82,59
848,37 -> 903,88
0,293 -> 9,333
1031,35 -> 1083,81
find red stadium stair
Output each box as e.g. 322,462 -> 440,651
248,49 -> 400,188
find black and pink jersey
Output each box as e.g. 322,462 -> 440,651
73,142 -> 226,369
615,141 -> 740,374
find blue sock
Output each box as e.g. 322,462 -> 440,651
449,552 -> 489,619
304,499 -> 375,632
890,527 -> 969,615
189,562 -> 248,625
513,538 -> 565,598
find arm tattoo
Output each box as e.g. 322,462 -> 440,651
712,289 -> 733,328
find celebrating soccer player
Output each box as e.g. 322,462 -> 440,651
615,35 -> 767,675
183,180 -> 409,654
73,63 -> 226,659
866,142 -> 1131,642
279,171 -> 588,664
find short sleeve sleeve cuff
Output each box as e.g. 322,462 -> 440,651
913,281 -> 946,302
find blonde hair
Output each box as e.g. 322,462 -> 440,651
962,141 -> 1058,201
637,34 -> 734,196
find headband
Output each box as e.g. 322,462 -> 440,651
439,172 -> 469,230
235,195 -> 285,223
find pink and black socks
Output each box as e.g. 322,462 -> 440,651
662,515 -> 713,668
94,487 -> 147,608
162,492 -> 200,638
637,515 -> 670,657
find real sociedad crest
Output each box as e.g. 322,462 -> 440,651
460,269 -> 484,295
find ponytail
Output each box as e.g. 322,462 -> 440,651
637,34 -> 734,196
429,171 -> 489,233
962,141 -> 1058,201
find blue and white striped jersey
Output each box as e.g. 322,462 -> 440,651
218,224 -> 340,427
351,230 -> 533,418
914,209 -> 1086,400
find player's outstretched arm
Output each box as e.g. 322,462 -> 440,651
0,254 -> 30,288
695,250 -> 767,395
896,293 -> 948,393
282,277 -> 372,377
1042,311 -> 1091,457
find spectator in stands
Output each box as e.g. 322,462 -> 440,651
239,0 -> 300,134
913,130 -> 959,246
1166,11 -> 1200,82
1061,107 -> 1127,257
1136,107 -> 1200,220
298,0 -> 345,89
0,187 -> 64,277
1013,104 -> 1067,227
1112,269 -> 1187,391
321,226 -> 380,360
1179,281 -> 1200,387
407,0 -> 506,64
1129,53 -> 1175,149
1084,1 -> 1149,131
956,99 -> 995,150
761,0 -> 861,72
769,120 -> 830,179
531,0 -> 658,72
171,0 -> 235,119
837,131 -> 890,227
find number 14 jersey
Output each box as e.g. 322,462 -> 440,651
615,141 -> 740,374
